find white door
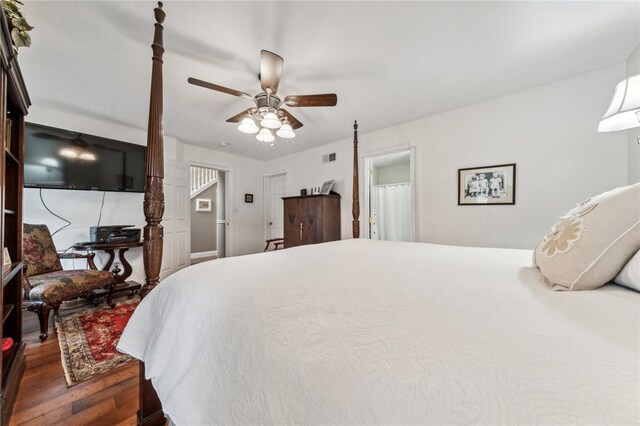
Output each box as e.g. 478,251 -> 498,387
161,159 -> 190,279
266,173 -> 286,239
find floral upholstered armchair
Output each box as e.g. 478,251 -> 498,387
22,224 -> 116,341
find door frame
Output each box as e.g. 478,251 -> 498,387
263,170 -> 288,244
189,160 -> 232,257
361,144 -> 418,242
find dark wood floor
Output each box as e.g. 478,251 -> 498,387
9,324 -> 139,425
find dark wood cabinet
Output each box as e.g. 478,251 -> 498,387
0,8 -> 30,425
283,195 -> 340,248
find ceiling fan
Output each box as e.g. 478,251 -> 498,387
188,50 -> 338,143
33,132 -> 97,161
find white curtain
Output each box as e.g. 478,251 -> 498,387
371,183 -> 411,241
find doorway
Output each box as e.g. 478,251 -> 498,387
190,165 -> 226,263
265,172 -> 287,244
364,149 -> 416,242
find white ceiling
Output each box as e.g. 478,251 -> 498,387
18,1 -> 639,161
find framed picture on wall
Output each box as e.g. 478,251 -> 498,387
196,198 -> 212,212
458,163 -> 516,205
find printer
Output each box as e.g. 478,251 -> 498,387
90,225 -> 141,244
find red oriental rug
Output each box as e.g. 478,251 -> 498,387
54,297 -> 139,387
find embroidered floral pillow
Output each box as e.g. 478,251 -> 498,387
533,183 -> 640,291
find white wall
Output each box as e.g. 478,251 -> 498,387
265,139 -> 357,240
24,106 -> 151,279
375,163 -> 410,185
626,45 -> 640,184
24,106 -> 266,281
24,62 -> 632,260
265,64 -> 628,249
179,144 -> 265,256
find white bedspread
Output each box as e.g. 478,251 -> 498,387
118,239 -> 640,425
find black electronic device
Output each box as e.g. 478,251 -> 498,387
24,122 -> 147,192
90,225 -> 141,244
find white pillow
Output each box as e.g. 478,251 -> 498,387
533,183 -> 640,291
614,250 -> 640,291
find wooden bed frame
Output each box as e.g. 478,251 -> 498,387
137,4 -> 360,424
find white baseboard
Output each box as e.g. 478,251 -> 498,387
191,250 -> 217,259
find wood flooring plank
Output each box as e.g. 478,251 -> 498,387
113,383 -> 138,409
9,325 -> 139,426
113,415 -> 138,426
11,365 -> 138,425
16,403 -> 73,426
71,376 -> 137,413
54,397 -> 117,426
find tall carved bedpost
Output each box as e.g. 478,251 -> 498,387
141,2 -> 166,300
352,120 -> 360,238
139,2 -> 166,425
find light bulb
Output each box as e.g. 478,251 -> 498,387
79,152 -> 96,161
238,116 -> 259,134
276,122 -> 295,139
260,111 -> 282,129
256,128 -> 275,143
59,148 -> 78,158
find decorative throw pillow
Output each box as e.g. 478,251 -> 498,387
533,183 -> 640,291
614,249 -> 640,291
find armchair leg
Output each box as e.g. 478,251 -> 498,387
37,306 -> 51,342
23,301 -> 52,342
106,280 -> 116,308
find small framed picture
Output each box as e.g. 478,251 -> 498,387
245,193 -> 253,203
458,163 -> 516,205
196,198 -> 212,212
3,247 -> 11,266
320,180 -> 335,195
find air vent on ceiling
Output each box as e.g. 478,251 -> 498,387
322,153 -> 336,163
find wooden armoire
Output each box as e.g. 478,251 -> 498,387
0,7 -> 30,425
282,195 -> 341,248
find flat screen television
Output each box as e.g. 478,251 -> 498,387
24,123 -> 146,192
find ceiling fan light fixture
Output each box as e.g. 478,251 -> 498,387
190,51 -> 338,148
261,111 -> 282,129
238,116 -> 259,134
256,128 -> 275,143
276,121 -> 295,139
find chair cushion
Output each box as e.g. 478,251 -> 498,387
28,270 -> 114,303
23,224 -> 63,277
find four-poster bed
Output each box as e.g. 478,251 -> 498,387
123,4 -> 640,425
134,6 -> 365,423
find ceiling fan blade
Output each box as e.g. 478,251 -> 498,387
226,108 -> 254,123
284,94 -> 337,107
279,109 -> 303,130
260,50 -> 284,94
33,132 -> 85,143
188,77 -> 253,100
33,132 -> 73,140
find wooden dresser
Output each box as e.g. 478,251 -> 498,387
282,195 -> 340,248
0,7 -> 30,425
